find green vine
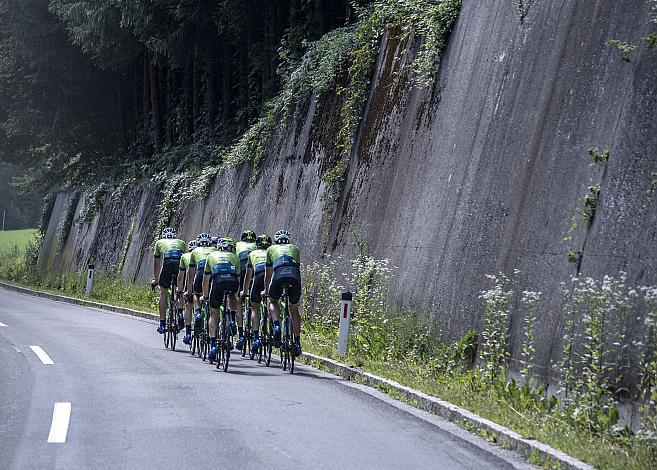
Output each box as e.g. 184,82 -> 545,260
76,182 -> 109,226
38,193 -> 56,235
117,214 -> 136,275
152,173 -> 186,244
56,192 -> 80,254
563,148 -> 608,264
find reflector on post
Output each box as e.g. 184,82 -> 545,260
85,264 -> 94,296
337,292 -> 353,357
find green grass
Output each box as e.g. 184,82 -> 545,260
0,229 -> 38,251
301,329 -> 653,470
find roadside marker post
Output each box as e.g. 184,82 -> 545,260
85,264 -> 94,296
337,292 -> 353,357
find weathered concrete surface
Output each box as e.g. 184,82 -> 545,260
41,0 -> 657,381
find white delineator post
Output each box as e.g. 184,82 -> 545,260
337,292 -> 353,357
85,264 -> 94,296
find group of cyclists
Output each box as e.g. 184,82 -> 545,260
150,227 -> 303,363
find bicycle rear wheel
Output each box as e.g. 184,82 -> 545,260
286,294 -> 294,373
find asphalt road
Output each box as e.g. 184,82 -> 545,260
0,288 -> 534,469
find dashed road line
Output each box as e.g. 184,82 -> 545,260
29,345 -> 54,365
0,321 -> 7,326
13,346 -> 21,353
47,402 -> 71,444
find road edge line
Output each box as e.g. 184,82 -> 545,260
0,281 -> 592,470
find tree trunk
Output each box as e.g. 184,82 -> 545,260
166,67 -> 175,144
193,51 -> 202,127
206,50 -> 218,132
220,46 -> 233,129
142,53 -> 151,128
150,62 -> 163,153
159,65 -> 168,145
184,55 -> 194,140
239,2 -> 250,130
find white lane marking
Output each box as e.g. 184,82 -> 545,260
0,321 -> 6,326
13,346 -> 21,353
47,402 -> 71,443
29,346 -> 54,365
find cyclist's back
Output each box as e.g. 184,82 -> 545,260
236,230 -> 257,288
205,249 -> 241,306
154,236 -> 186,289
266,242 -> 301,304
189,237 -> 217,295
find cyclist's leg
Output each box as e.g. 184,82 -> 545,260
289,276 -> 302,343
157,263 -> 174,333
249,274 -> 264,347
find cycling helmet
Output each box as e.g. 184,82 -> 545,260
256,234 -> 272,250
217,237 -> 236,251
197,233 -> 211,247
161,227 -> 176,239
187,240 -> 197,251
241,230 -> 256,242
274,229 -> 290,244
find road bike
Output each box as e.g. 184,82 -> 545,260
192,299 -> 209,359
215,290 -> 231,372
258,295 -> 273,366
164,275 -> 178,351
200,300 -> 210,361
241,294 -> 252,358
279,285 -> 295,374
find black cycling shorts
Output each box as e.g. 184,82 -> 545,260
268,265 -> 301,305
250,273 -> 265,304
159,260 -> 179,289
193,269 -> 204,295
209,274 -> 239,309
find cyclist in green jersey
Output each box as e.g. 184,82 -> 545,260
240,234 -> 271,354
150,227 -> 186,334
177,240 -> 197,344
201,237 -> 241,361
235,229 -> 256,350
187,233 -> 217,330
263,229 -> 303,357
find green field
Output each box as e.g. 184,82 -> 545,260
0,229 -> 38,251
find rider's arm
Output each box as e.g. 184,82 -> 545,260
187,267 -> 196,294
263,266 -> 272,295
242,266 -> 253,296
202,273 -> 210,298
153,257 -> 161,282
177,267 -> 185,292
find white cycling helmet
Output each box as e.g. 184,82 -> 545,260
274,229 -> 290,244
187,240 -> 197,251
197,233 -> 211,247
217,237 -> 236,251
162,227 -> 176,239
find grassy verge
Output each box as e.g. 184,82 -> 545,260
302,329 -> 648,470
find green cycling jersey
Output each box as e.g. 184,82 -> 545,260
179,252 -> 192,272
154,238 -> 186,259
247,249 -> 268,275
236,241 -> 256,257
204,251 -> 241,276
266,244 -> 300,268
189,246 -> 217,268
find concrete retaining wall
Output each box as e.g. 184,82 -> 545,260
40,0 -> 657,383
